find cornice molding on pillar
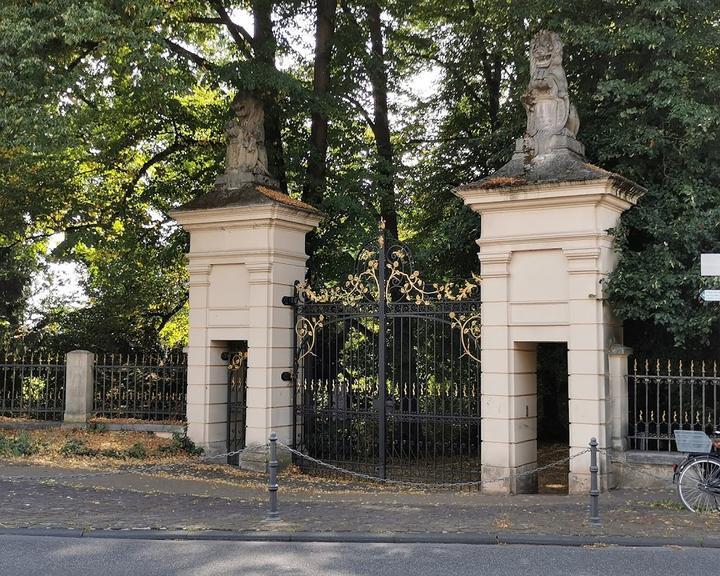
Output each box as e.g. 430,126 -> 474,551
608,343 -> 633,358
171,203 -> 322,232
188,264 -> 212,287
563,247 -> 603,275
247,262 -> 274,284
479,251 -> 511,278
456,177 -> 642,215
478,230 -> 613,250
186,249 -> 308,266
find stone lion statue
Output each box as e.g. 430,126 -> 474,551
522,31 -> 579,146
223,91 -> 272,181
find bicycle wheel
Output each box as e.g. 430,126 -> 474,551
677,457 -> 720,512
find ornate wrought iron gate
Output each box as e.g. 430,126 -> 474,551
287,224 -> 482,483
225,342 -> 248,465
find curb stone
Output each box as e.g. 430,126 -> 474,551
1,528 -> 719,549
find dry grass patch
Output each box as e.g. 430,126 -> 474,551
0,427 -> 200,470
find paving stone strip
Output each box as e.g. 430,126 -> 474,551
2,462 -> 720,544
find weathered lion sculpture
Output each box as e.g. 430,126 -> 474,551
223,91 -> 272,183
522,31 -> 579,153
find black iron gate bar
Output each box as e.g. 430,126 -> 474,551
93,352 -> 187,421
628,358 -> 720,452
0,351 -> 65,421
286,221 -> 482,483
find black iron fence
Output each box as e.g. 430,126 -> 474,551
93,352 -> 187,422
0,351 -> 66,420
628,358 -> 720,451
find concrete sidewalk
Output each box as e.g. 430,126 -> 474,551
1,462 -> 719,547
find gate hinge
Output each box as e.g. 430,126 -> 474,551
281,371 -> 293,382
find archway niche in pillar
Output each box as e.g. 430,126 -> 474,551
537,342 -> 569,494
489,341 -> 571,495
223,340 -> 248,465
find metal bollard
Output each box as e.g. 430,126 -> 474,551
267,431 -> 280,521
589,437 -> 601,526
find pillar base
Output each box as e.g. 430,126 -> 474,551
568,472 -> 610,494
235,441 -> 292,472
196,439 -> 228,457
482,462 -> 538,494
62,412 -> 91,426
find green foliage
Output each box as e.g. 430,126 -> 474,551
0,431 -> 41,457
22,376 -> 46,402
60,438 -> 97,457
59,437 -> 145,458
401,0 -> 720,350
1,0 -> 719,354
548,0 -> 720,351
125,442 -> 147,459
160,425 -> 204,456
88,421 -> 108,433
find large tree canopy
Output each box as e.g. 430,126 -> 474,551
1,0 -> 719,355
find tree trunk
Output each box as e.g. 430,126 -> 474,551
483,52 -> 502,133
366,1 -> 398,240
303,0 -> 337,207
252,0 -> 288,193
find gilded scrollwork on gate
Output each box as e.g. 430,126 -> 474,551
449,312 -> 482,364
296,252 -> 380,305
227,351 -> 247,371
296,226 -> 481,306
292,220 -> 482,365
385,243 -> 482,304
295,315 -> 325,361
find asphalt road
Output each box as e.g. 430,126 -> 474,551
2,535 -> 720,576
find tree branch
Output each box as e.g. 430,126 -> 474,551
163,38 -> 217,71
146,292 -> 190,334
65,41 -> 99,74
338,94 -> 375,131
208,1 -> 254,57
0,222 -> 105,251
125,141 -> 186,198
187,15 -> 254,48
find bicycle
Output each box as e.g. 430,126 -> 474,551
673,429 -> 720,512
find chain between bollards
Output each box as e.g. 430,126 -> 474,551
589,437 -> 601,526
267,431 -> 280,521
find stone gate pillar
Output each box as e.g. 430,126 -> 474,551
172,189 -> 321,455
456,30 -> 644,494
171,91 -> 321,456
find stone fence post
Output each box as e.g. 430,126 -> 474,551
609,344 -> 633,453
63,350 -> 94,425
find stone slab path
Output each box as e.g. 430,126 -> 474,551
1,462 -> 719,545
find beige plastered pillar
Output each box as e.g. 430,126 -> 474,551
172,200 -> 321,456
457,178 -> 639,494
608,344 -> 633,454
63,350 -> 95,425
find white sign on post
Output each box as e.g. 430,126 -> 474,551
700,290 -> 720,302
701,254 -> 720,277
